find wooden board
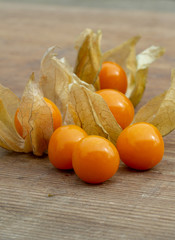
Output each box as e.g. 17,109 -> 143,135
0,2 -> 175,239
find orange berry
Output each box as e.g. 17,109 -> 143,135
72,135 -> 120,184
99,61 -> 127,94
116,122 -> 164,170
48,125 -> 88,170
96,89 -> 134,129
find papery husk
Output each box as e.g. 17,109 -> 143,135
0,30 -> 167,156
102,36 -> 140,98
18,73 -> 54,156
102,36 -> 140,75
0,73 -> 55,156
128,46 -> 165,107
40,46 -> 72,119
40,46 -> 95,124
0,100 -> 27,152
0,84 -> 31,153
74,28 -> 102,86
40,47 -> 122,143
102,36 -> 165,107
133,69 -> 175,136
0,84 -> 19,118
66,83 -> 122,144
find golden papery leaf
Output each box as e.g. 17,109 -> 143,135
18,73 -> 54,155
128,46 -> 165,107
102,36 -> 140,75
0,29 -> 167,156
74,28 -> 102,85
40,46 -> 72,120
0,73 -> 55,156
40,46 -> 95,124
67,83 -> 122,144
102,36 -> 165,107
0,85 -> 31,153
102,36 -> 139,102
103,36 -> 140,97
0,100 -> 26,152
134,69 -> 175,136
0,84 -> 19,119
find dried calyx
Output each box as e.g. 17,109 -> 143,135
0,28 -> 171,156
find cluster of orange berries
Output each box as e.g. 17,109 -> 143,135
15,61 -> 164,184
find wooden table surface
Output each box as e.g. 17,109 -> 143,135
0,2 -> 175,239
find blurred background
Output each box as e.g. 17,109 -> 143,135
0,0 -> 175,12
0,0 -> 175,99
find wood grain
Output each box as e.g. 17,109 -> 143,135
0,2 -> 175,239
